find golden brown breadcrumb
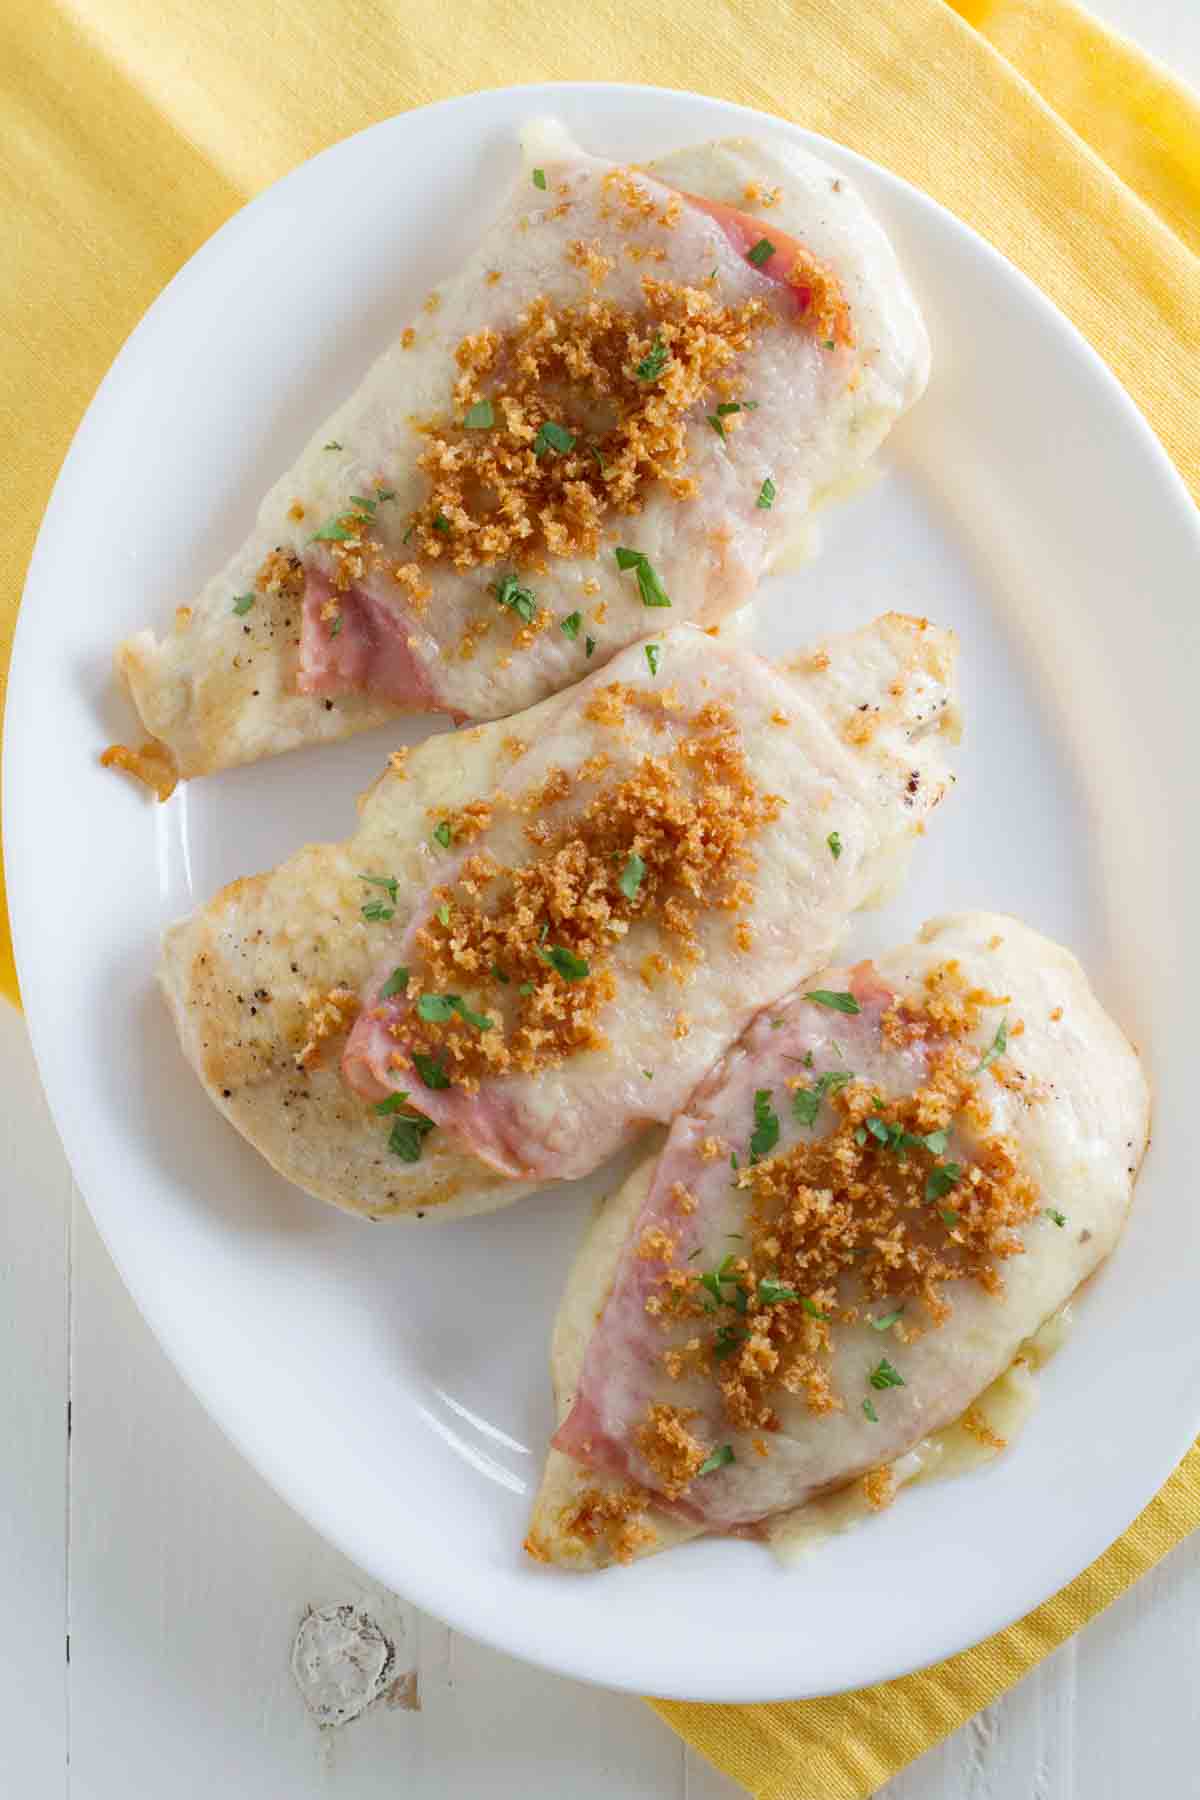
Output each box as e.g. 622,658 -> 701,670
294,986 -> 360,1070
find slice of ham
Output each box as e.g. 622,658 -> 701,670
672,189 -> 854,343
296,569 -> 443,709
342,614 -> 959,1182
548,915 -> 1150,1541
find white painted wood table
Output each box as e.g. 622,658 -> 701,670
3,8 -> 1196,1791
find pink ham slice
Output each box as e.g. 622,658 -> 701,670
296,568 -> 444,710
672,190 -> 854,342
552,967 -> 934,1532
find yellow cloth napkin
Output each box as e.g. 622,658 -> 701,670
1,0 -> 1197,1791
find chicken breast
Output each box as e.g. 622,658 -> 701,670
527,914 -> 1149,1570
159,613 -> 957,1220
111,121 -> 928,789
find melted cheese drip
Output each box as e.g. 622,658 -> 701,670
767,1303 -> 1074,1564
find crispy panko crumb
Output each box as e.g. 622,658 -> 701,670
863,1465 -> 897,1511
673,1011 -> 691,1040
256,547 -> 306,601
174,605 -> 193,630
582,577 -> 601,597
959,1405 -> 1007,1452
502,736 -> 528,763
807,648 -> 831,672
388,747 -> 410,778
638,1226 -> 677,1262
555,1486 -> 657,1564
787,246 -> 854,347
385,699 -> 781,1087
699,1136 -> 728,1162
423,291 -> 441,313
669,1181 -> 698,1215
734,920 -> 754,952
567,237 -> 615,287
294,985 -> 360,1070
1050,1005 -> 1063,1022
634,1404 -> 707,1499
486,269 -> 502,285
771,709 -> 791,726
287,500 -> 305,522
100,739 -> 178,802
603,168 -> 683,229
401,281 -> 767,576
401,327 -> 416,348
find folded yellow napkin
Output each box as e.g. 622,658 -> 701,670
1,0 -> 1197,1791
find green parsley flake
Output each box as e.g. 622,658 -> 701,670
747,237 -> 776,267
1044,1207 -> 1067,1227
532,167 -> 547,190
924,1129 -> 949,1155
432,820 -> 453,849
348,494 -> 377,513
490,964 -> 510,984
585,636 -> 597,658
378,966 -> 410,1000
491,572 -> 537,624
432,512 -> 451,534
376,488 -> 397,503
871,1308 -> 904,1331
827,830 -> 843,860
940,1208 -> 960,1229
749,1088 -> 780,1163
388,1111 -> 435,1162
412,1052 -> 451,1090
518,980 -> 535,996
756,1277 -> 800,1307
359,872 -> 398,902
645,643 -> 661,676
976,1018 -> 1009,1073
869,1357 -> 905,1391
231,593 -> 255,615
323,441 -> 342,451
925,1163 -> 963,1202
706,414 -> 727,440
756,477 -> 776,510
436,903 -> 451,927
800,1296 -> 831,1320
634,334 -> 670,382
329,614 -> 343,638
416,993 -> 493,1032
534,420 -> 576,457
538,944 -> 590,981
805,990 -> 861,1015
311,516 -> 355,543
560,611 -> 582,640
713,1325 -> 746,1361
463,399 -> 494,429
698,1445 -> 735,1476
863,1398 -> 879,1422
614,546 -> 671,608
792,1069 -> 855,1128
619,852 -> 646,901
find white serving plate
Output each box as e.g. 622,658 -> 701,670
6,83 -> 1199,1703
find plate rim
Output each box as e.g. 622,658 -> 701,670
7,79 -> 1200,1703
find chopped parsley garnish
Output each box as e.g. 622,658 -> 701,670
824,338 -> 836,350
792,1069 -> 854,1127
925,1163 -> 963,1202
231,593 -> 255,615
323,441 -> 342,451
804,1050 -> 815,1068
924,1129 -> 949,1155
463,399 -> 494,429
491,572 -> 537,623
431,820 -> 453,849
376,488 -> 396,503
827,830 -> 842,860
361,900 -> 394,922
869,1357 -> 905,1391
976,1018 -> 1009,1072
490,964 -> 510,984
747,237 -> 776,267
619,852 -> 645,901
614,546 -> 671,608
1044,1207 -> 1067,1227
534,420 -> 576,457
713,1325 -> 746,1361
412,1052 -> 451,1090
698,1445 -> 735,1476
532,167 -> 547,190
801,1296 -> 831,1320
749,1088 -> 780,1163
756,1277 -> 799,1307
311,516 -> 356,543
538,944 -> 590,981
642,1068 -> 654,1081
634,334 -> 669,382
402,523 -> 415,544
359,873 -> 399,902
871,1308 -> 904,1331
585,636 -> 597,658
864,1116 -> 947,1159
862,1398 -> 879,1422
416,992 -> 493,1031
518,980 -> 534,996
374,1092 -> 412,1114
756,477 -> 776,510
388,1113 -> 434,1161
560,611 -> 582,639
378,966 -> 410,1000
588,444 -> 607,473
940,1208 -> 960,1229
716,401 -> 751,416
645,642 -> 661,676
805,989 -> 861,1015
329,613 -> 343,638
348,494 -> 376,512
706,413 -> 728,440
432,511 -> 451,534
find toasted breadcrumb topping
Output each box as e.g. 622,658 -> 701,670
634,1403 -> 707,1498
384,698 -> 783,1086
100,739 -> 178,802
294,986 -> 360,1070
959,1404 -> 1007,1452
544,1485 -> 657,1564
863,1465 -> 897,1511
